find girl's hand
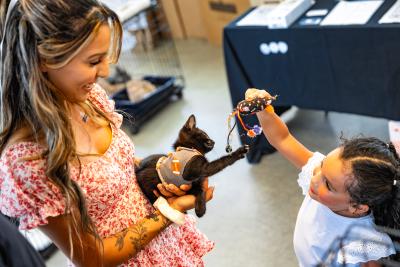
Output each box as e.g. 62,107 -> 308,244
245,88 -> 271,101
168,178 -> 214,213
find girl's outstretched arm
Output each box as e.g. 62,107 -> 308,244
246,89 -> 313,169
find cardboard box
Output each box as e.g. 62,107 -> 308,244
177,0 -> 206,39
266,0 -> 314,29
160,0 -> 186,38
160,0 -> 206,39
200,0 -> 251,46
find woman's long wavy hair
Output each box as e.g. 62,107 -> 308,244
0,0 -> 122,259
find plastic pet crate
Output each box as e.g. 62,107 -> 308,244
111,75 -> 183,134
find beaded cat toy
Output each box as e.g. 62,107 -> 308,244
226,93 -> 277,153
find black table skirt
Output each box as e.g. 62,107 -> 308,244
224,0 -> 400,163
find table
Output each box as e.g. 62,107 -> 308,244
101,0 -> 151,23
224,0 -> 400,163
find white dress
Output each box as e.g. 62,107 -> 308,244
293,152 -> 395,267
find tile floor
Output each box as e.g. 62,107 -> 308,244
46,39 -> 390,267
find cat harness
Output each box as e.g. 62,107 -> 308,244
156,147 -> 202,186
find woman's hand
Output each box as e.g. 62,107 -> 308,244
134,157 -> 142,169
153,179 -> 214,212
154,183 -> 192,197
245,88 -> 271,101
168,179 -> 214,213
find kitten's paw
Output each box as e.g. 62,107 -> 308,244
234,145 -> 249,158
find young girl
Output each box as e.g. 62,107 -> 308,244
245,88 -> 398,266
0,0 -> 214,266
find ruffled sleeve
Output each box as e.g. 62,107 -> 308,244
88,84 -> 123,128
336,224 -> 395,264
0,143 -> 66,230
297,152 -> 325,195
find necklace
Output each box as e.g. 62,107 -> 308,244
68,103 -> 89,123
80,111 -> 89,123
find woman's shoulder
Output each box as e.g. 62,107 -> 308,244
89,83 -> 115,113
88,83 -> 123,127
2,141 -> 46,163
1,129 -> 47,181
0,140 -> 65,228
1,127 -> 46,161
0,141 -> 47,191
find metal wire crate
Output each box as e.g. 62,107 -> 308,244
112,0 -> 185,84
107,0 -> 185,133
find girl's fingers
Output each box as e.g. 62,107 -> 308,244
257,90 -> 270,99
245,89 -> 258,100
245,88 -> 271,100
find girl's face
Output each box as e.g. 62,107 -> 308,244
309,148 -> 365,217
43,24 -> 111,103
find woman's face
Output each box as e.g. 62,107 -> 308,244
43,24 -> 111,103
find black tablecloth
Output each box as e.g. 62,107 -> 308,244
224,0 -> 400,163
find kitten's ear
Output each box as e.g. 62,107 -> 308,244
184,114 -> 196,130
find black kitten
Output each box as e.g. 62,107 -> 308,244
136,114 -> 248,217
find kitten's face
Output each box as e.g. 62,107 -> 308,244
176,115 -> 215,154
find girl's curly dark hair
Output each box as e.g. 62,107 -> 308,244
340,137 -> 400,264
341,137 -> 400,230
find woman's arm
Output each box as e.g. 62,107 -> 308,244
39,182 -> 214,267
39,208 -> 171,267
246,89 -> 313,169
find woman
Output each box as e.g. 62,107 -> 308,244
0,0 -> 214,266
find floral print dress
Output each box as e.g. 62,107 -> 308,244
0,85 -> 214,266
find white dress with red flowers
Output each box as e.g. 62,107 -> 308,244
0,84 -> 214,266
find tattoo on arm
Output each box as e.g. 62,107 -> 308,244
145,213 -> 159,222
115,229 -> 129,251
113,222 -> 147,252
160,215 -> 170,228
113,212 -> 172,253
146,211 -> 171,228
129,221 -> 147,252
